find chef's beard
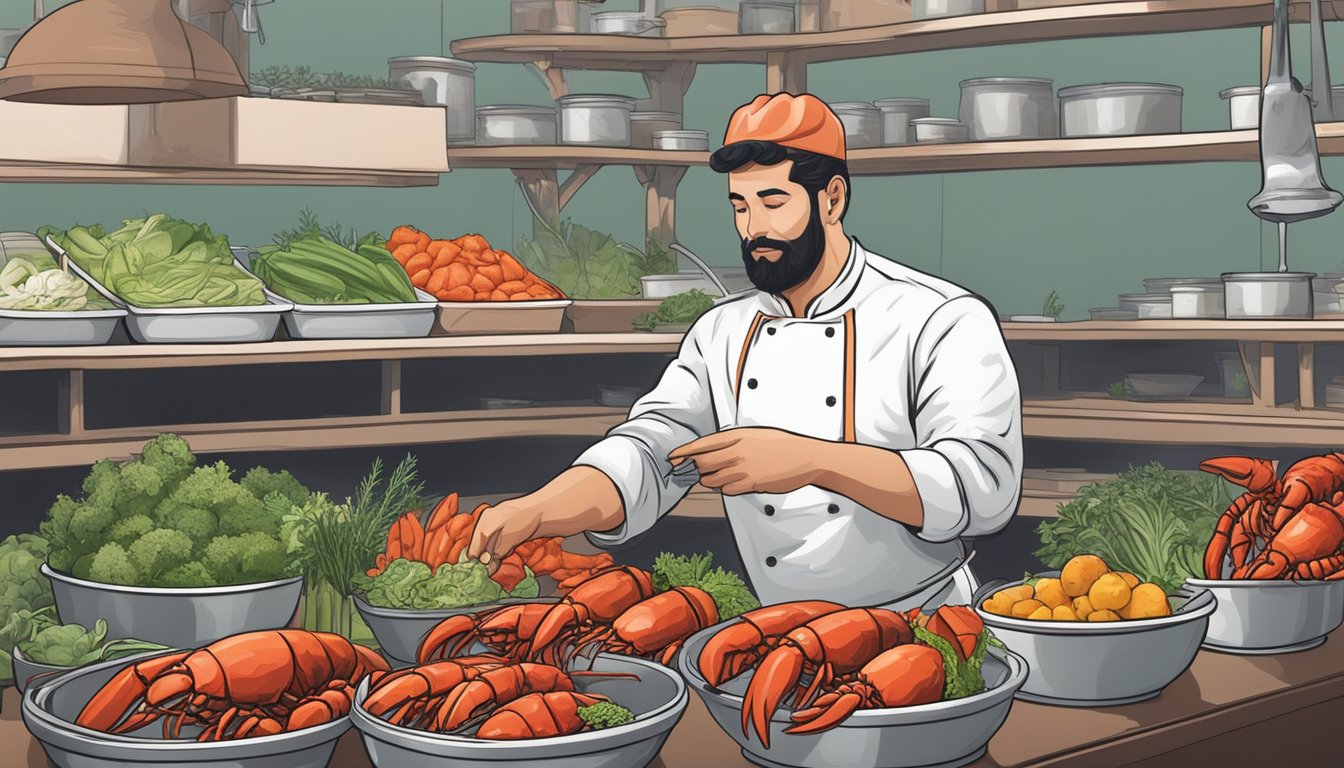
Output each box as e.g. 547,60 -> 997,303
740,197 -> 827,294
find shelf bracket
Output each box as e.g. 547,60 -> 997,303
766,50 -> 807,93
1040,344 -> 1061,397
558,164 -> 602,211
57,369 -> 84,436
639,61 -> 697,115
380,360 -> 402,417
526,58 -> 569,101
1299,342 -> 1316,409
513,168 -> 561,234
1238,341 -> 1277,408
634,164 -> 689,247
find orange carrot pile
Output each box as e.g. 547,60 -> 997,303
385,226 -> 566,302
367,492 -> 612,593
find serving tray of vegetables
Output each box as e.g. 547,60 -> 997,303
0,233 -> 125,346
41,216 -> 290,344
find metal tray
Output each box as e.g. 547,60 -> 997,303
0,305 -> 125,346
350,651 -> 686,768
232,248 -> 435,339
433,299 -> 571,336
23,650 -> 350,768
47,237 -> 290,344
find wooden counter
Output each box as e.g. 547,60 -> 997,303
4,630 -> 1344,768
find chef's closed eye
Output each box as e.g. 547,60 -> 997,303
729,192 -> 748,214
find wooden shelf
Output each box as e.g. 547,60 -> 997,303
1023,396 -> 1344,446
448,146 -> 708,171
452,0 -> 1338,70
1002,318 -> 1344,342
0,161 -> 440,187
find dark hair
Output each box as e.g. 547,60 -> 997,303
709,140 -> 852,220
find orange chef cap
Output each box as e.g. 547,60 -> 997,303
722,93 -> 846,161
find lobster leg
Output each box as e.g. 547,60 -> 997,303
786,645 -> 946,735
1204,494 -> 1257,578
1295,553 -> 1344,580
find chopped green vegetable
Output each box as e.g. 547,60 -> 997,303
252,228 -> 416,305
16,616 -> 167,667
1035,462 -> 1232,592
914,626 -> 1000,700
514,219 -> 672,300
251,65 -> 404,91
577,701 -> 635,730
633,289 -> 716,331
1108,382 -> 1127,397
353,556 -> 536,610
0,535 -> 56,684
651,552 -> 760,620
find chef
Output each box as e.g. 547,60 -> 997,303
469,92 -> 1023,609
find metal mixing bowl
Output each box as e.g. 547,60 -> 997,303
974,574 -> 1215,706
351,652 -> 687,768
354,594 -> 559,667
11,645 -> 66,696
678,618 -> 1026,768
43,564 -> 303,649
22,650 -> 350,768
1185,578 -> 1344,654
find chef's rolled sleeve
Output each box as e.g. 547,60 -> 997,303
573,323 -> 717,547
905,295 -> 1023,543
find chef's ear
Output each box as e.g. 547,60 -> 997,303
824,176 -> 847,222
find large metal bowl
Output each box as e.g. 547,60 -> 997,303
354,594 -> 559,667
351,652 -> 687,768
1185,578 -> 1344,654
11,645 -> 67,696
678,618 -> 1027,768
43,564 -> 303,649
21,650 -> 350,768
974,575 -> 1215,706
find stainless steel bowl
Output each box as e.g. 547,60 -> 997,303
1058,82 -> 1183,137
1185,578 -> 1344,654
679,618 -> 1026,768
958,77 -> 1056,141
43,564 -> 303,649
557,94 -> 638,146
1222,271 -> 1315,319
829,101 -> 882,148
11,645 -> 66,696
592,11 -> 667,36
353,594 -> 558,667
974,575 -> 1215,706
351,652 -> 687,768
22,650 -> 351,768
476,105 -> 558,145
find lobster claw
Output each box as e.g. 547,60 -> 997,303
1199,456 -> 1278,493
75,651 -> 189,733
741,647 -> 806,749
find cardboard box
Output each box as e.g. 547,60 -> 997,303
128,97 -> 449,173
0,101 -> 130,165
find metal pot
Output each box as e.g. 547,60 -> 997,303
630,111 -> 682,148
913,0 -> 984,18
874,97 -> 930,145
654,129 -> 710,150
912,117 -> 971,144
593,11 -> 667,36
1223,84 -> 1344,130
475,105 -> 558,145
557,94 -> 637,146
1222,271 -> 1315,318
1170,284 -> 1226,318
1058,82 -> 1183,137
740,0 -> 797,33
1117,292 -> 1173,318
387,56 -> 477,145
959,77 -> 1057,141
830,101 -> 882,148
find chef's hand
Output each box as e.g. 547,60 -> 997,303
466,466 -> 625,569
668,428 -> 823,496
465,496 -> 543,572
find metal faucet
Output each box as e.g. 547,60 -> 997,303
1248,0 -> 1342,224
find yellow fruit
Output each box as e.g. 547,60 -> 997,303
1072,596 -> 1094,620
1116,572 -> 1141,589
1052,605 -> 1079,621
1088,573 -> 1132,611
1061,554 -> 1110,598
1118,583 -> 1173,619
1087,609 -> 1121,622
982,598 -> 1011,617
1010,599 -> 1046,619
995,585 -> 1035,603
1027,606 -> 1053,621
1034,578 -> 1069,609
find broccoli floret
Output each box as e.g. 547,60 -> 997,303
83,460 -> 168,521
70,553 -> 96,580
202,535 -> 245,585
241,467 -> 310,508
87,543 -> 138,586
158,462 -> 274,539
67,500 -> 119,548
80,459 -> 120,499
154,504 -> 218,549
107,514 -> 155,548
126,529 -> 194,584
159,561 -> 216,588
577,701 -> 635,730
235,532 -> 288,583
40,495 -> 80,569
138,433 -> 196,489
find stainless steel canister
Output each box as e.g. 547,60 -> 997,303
654,129 -> 710,150
1222,272 -> 1315,319
557,94 -> 638,146
740,0 -> 798,33
475,105 -> 558,145
912,117 -> 971,143
593,11 -> 667,36
630,111 -> 683,148
958,77 -> 1056,140
874,98 -> 930,145
830,101 -> 882,148
1057,83 -> 1183,137
388,56 -> 477,145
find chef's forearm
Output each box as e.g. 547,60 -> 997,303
532,466 -> 627,538
809,441 -> 925,529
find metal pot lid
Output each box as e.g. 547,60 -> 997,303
913,117 -> 967,125
1220,86 -> 1261,98
1169,284 -> 1225,293
631,111 -> 682,121
959,76 -> 1054,88
1118,292 -> 1173,301
874,97 -> 930,108
0,0 -> 247,104
557,94 -> 639,106
830,101 -> 880,113
1058,82 -> 1184,99
1221,271 -> 1318,281
387,55 -> 477,72
654,129 -> 709,138
477,104 -> 558,115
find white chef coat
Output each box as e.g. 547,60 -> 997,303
574,238 -> 1023,608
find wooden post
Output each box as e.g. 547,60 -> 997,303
1041,344 -> 1061,396
766,50 -> 807,93
513,168 -> 561,238
57,370 -> 84,436
1299,342 -> 1316,409
635,165 -> 689,248
380,361 -> 402,416
640,62 -> 697,115
526,59 -> 569,101
1261,25 -> 1272,86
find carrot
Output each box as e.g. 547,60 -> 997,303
447,262 -> 472,289
430,253 -> 454,271
460,234 -> 489,252
477,249 -> 499,265
473,291 -> 491,300
442,285 -> 474,302
426,240 -> 446,258
427,269 -> 450,295
410,269 -> 431,288
425,493 -> 458,533
509,292 -> 534,301
527,284 -> 553,298
438,240 -> 462,261
423,527 -> 450,568
499,253 -> 528,283
497,280 -> 528,294
488,289 -> 508,301
469,274 -> 495,293
392,244 -> 419,265
478,264 -> 504,285
405,253 -> 433,275
388,226 -> 421,248
414,232 -> 432,251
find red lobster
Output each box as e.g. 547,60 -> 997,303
362,656 -> 507,726
568,586 -> 720,665
474,691 -> 609,740
524,565 -> 655,656
697,601 -> 844,687
75,630 -> 389,741
417,603 -> 556,664
1201,454 -> 1344,579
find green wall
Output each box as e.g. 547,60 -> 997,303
2,1 -> 1343,319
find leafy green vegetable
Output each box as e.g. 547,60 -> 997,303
353,556 -> 536,610
1108,382 -> 1127,397
271,209 -> 385,253
633,289 -> 716,331
253,224 -> 415,305
42,216 -> 265,308
0,257 -> 93,310
14,615 -> 167,667
651,552 -> 760,620
251,65 -> 404,91
577,701 -> 636,730
1035,462 -> 1232,591
0,535 -> 56,684
914,626 -> 1001,700
514,219 -> 672,300
1041,290 -> 1065,319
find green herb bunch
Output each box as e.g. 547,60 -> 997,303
651,552 -> 760,620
